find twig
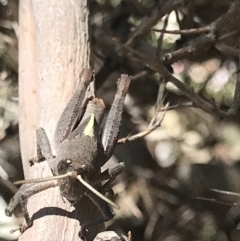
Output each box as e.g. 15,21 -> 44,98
162,2 -> 240,65
215,43 -> 239,57
131,70 -> 148,81
156,14 -> 169,58
104,37 -> 225,117
150,80 -> 165,126
118,80 -> 167,144
152,26 -> 210,35
118,102 -> 169,144
162,46 -> 194,62
195,188 -> 240,206
125,0 -> 184,47
174,10 -> 181,26
210,188 -> 240,197
160,102 -> 195,111
195,197 -> 240,206
227,35 -> 240,116
218,30 -> 239,41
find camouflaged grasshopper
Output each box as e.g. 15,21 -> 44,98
5,69 -> 131,232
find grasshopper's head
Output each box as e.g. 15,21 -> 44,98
57,158 -> 95,181
57,158 -> 91,174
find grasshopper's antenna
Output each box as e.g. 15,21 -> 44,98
76,175 -> 119,209
13,172 -> 73,185
13,172 -> 119,209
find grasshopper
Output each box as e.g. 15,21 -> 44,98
5,69 -> 131,233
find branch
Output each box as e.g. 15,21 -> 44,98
152,26 -> 210,35
156,14 -> 169,58
227,35 -> 240,116
160,102 -> 195,111
118,82 -> 168,144
163,1 -> 240,64
125,0 -> 184,47
98,36 -> 226,118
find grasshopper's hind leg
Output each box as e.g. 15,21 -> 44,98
54,69 -> 94,145
101,75 -> 131,161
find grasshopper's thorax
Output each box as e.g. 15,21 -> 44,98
57,113 -> 105,169
55,113 -> 105,201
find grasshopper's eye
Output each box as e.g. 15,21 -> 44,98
66,159 -> 72,164
57,159 -> 72,174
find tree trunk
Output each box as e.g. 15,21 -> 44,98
18,0 -> 102,240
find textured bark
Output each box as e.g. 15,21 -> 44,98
19,0 -> 101,240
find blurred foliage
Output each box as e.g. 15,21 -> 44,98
1,0 -> 240,241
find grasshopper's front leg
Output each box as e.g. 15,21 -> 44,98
102,74 -> 131,160
92,163 -> 125,189
5,181 -> 57,233
29,128 -> 57,175
100,163 -> 125,192
94,163 -> 125,199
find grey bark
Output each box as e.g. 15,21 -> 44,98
19,0 -> 101,240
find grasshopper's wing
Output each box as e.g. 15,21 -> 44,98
67,97 -> 105,141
